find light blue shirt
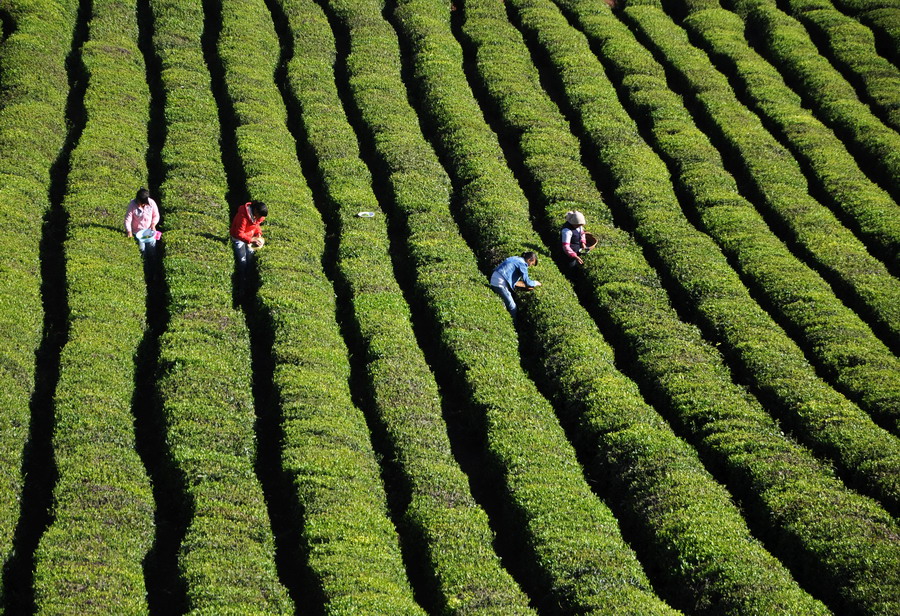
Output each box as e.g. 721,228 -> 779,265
491,256 -> 537,289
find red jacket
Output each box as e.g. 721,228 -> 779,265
230,202 -> 264,243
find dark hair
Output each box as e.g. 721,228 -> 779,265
521,251 -> 538,266
250,201 -> 268,218
135,188 -> 150,205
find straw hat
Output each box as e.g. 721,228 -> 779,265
565,210 -> 586,226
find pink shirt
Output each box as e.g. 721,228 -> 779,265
124,198 -> 160,235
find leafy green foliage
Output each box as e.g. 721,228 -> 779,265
724,0 -> 900,198
673,1 -> 900,277
149,0 -> 293,611
556,0 -> 900,496
0,0 -> 77,590
779,0 -> 900,131
496,0 -> 900,612
31,0 -> 154,611
216,0 -> 423,612
397,0 -> 835,612
274,0 -> 536,612
323,0 -> 680,611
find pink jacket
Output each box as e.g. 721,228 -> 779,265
124,198 -> 160,235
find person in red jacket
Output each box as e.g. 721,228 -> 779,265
230,200 -> 267,296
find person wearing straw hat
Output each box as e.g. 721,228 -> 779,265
489,251 -> 541,321
561,210 -> 590,268
124,187 -> 160,259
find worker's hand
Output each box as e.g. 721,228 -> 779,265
532,281 -> 542,288
575,256 -> 583,265
126,232 -> 133,238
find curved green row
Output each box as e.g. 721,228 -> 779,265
322,0 -> 678,612
149,0 -> 293,611
827,0 -> 900,65
398,0 -> 830,612
723,0 -> 900,199
216,0 -> 424,612
553,0 -> 900,498
32,0 -> 155,611
0,0 -> 77,593
273,0 -> 536,612
778,0 -> 900,132
500,0 -> 900,612
619,1 -> 900,360
668,0 -> 900,279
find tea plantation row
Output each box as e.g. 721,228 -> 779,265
0,0 -> 896,613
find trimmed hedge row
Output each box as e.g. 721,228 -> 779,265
274,0 -> 536,612
668,1 -> 900,278
855,8 -> 900,66
149,0 -> 293,611
554,0 -> 900,495
778,0 -> 900,131
817,0 -> 900,66
621,1 -> 900,357
496,0 -> 900,613
547,0 -> 900,504
0,0 -> 77,590
397,0 -> 833,613
723,0 -> 900,199
322,0 -> 679,612
32,0 -> 155,611
216,0 -> 424,612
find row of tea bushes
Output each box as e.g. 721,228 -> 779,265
775,0 -> 900,132
723,0 -> 900,198
273,0 -> 536,611
149,0 -> 292,611
839,4 -> 900,66
496,0 -> 900,612
397,0 -> 830,613
555,0 -> 900,498
32,0 -> 155,611
619,1 -> 900,363
0,0 -> 77,589
216,0 -> 424,612
321,0 -> 678,612
528,0 -> 900,509
670,0 -> 900,274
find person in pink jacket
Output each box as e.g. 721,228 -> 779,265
124,187 -> 160,258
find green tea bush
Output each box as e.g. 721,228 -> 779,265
669,0 -> 900,274
856,8 -> 900,65
491,0 -> 900,612
273,0 -> 536,612
32,0 -> 154,611
620,1 -> 900,357
0,0 -> 77,588
149,0 -> 293,611
555,0 -> 900,488
778,0 -> 900,131
813,0 -> 900,66
394,0 -> 834,613
723,0 -> 900,198
322,0 -> 679,612
521,0 -> 900,504
216,0 -> 424,612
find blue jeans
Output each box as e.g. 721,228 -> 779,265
490,272 -> 517,320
